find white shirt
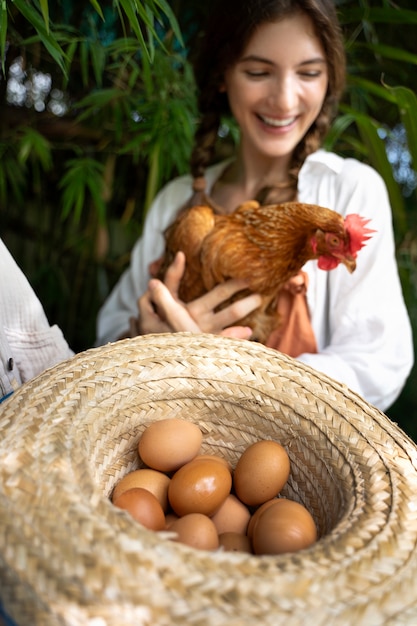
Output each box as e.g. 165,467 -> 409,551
0,239 -> 74,401
96,150 -> 414,411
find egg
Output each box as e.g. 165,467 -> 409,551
251,498 -> 317,555
111,468 -> 171,511
219,532 -> 252,553
168,458 -> 232,517
169,513 -> 219,551
233,440 -> 290,506
138,418 -> 203,472
210,494 -> 251,535
193,454 -> 232,472
113,487 -> 166,531
246,497 -> 279,540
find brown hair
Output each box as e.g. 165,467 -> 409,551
187,0 -> 346,207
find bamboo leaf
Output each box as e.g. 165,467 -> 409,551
144,141 -> 161,216
90,42 -> 106,88
17,128 -> 52,171
324,113 -> 358,148
77,88 -> 124,108
116,0 -> 149,59
347,76 -> 398,104
357,42 -> 417,66
75,88 -> 126,123
89,0 -> 104,21
144,4 -> 155,62
62,40 -> 78,90
127,63 -> 140,90
152,0 -> 184,46
352,111 -> 408,238
387,86 -> 417,173
0,146 -> 26,204
39,0 -> 49,33
0,0 -> 7,75
10,0 -> 67,73
59,158 -> 105,224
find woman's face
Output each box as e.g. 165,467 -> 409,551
223,12 -> 328,164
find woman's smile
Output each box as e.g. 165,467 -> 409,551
256,114 -> 298,130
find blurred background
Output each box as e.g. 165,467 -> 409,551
1,1 -> 416,435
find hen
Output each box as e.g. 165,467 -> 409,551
157,201 -> 374,342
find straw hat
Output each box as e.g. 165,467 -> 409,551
0,332 -> 417,625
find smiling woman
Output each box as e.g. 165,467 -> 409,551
221,13 -> 329,183
95,0 -> 413,414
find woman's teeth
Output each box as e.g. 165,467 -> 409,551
259,115 -> 296,127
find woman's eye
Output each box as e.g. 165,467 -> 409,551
299,70 -> 323,79
245,70 -> 269,78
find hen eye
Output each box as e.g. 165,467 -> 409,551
327,235 -> 340,247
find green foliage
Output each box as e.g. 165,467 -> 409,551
59,158 -> 106,224
1,2 -> 196,228
390,86 -> 417,170
0,142 -> 26,205
333,1 -> 417,431
72,42 -> 197,216
17,126 -> 53,170
0,0 -> 183,74
332,3 -> 417,208
0,0 -> 196,354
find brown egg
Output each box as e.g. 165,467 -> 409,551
168,458 -> 232,517
233,440 -> 290,506
169,513 -> 219,551
111,468 -> 171,511
219,532 -> 252,553
211,494 -> 251,535
252,498 -> 317,555
193,454 -> 232,472
113,487 -> 166,530
138,418 -> 203,472
246,497 -> 279,540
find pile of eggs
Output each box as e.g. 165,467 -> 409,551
111,418 -> 317,554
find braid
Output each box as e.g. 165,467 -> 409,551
183,68 -> 228,208
190,110 -> 221,180
181,111 -> 220,209
290,97 -> 335,183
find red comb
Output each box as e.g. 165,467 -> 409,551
344,214 -> 375,255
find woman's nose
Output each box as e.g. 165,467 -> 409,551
268,76 -> 297,111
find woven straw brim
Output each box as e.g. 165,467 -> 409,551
0,332 -> 417,626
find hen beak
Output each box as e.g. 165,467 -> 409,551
341,256 -> 357,273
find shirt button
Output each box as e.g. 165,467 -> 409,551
7,358 -> 14,371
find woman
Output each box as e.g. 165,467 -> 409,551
96,0 -> 413,412
0,238 -> 73,403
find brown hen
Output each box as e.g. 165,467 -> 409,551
157,201 -> 374,342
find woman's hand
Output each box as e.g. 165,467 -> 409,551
130,251 -> 262,339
